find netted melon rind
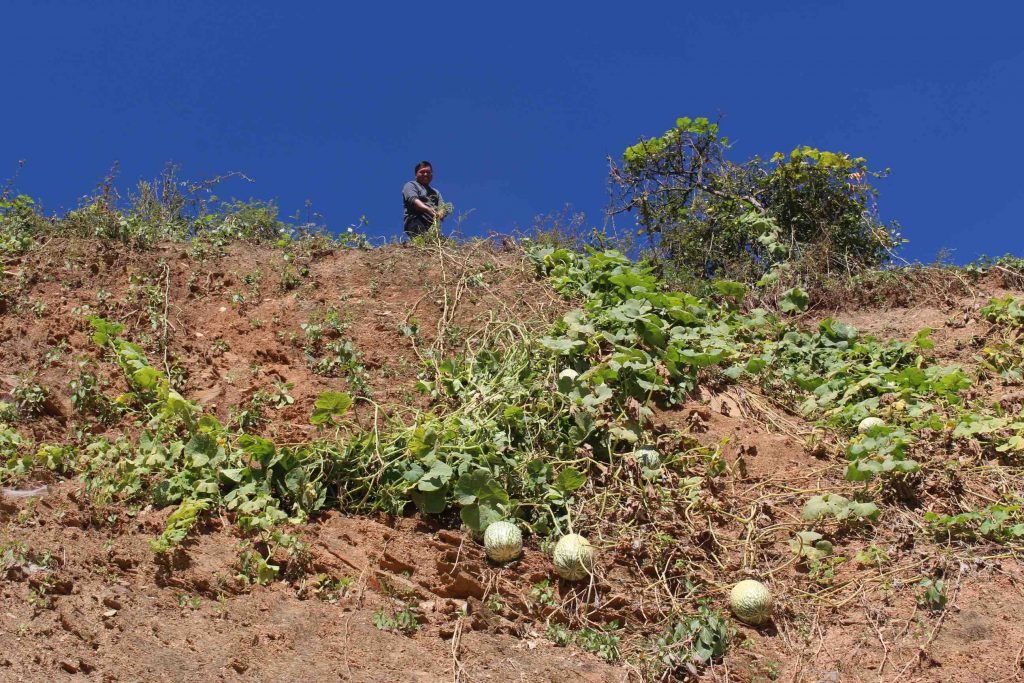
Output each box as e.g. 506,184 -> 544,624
483,521 -> 523,562
729,579 -> 773,625
553,533 -> 594,581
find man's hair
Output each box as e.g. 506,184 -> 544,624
415,160 -> 432,173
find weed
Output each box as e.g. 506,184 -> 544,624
269,382 -> 295,409
529,579 -> 557,607
652,604 -> 732,678
917,574 -> 947,612
299,574 -> 352,603
236,543 -> 280,586
280,265 -> 301,291
301,308 -> 368,391
12,379 -> 47,417
925,503 -> 1024,545
229,391 -> 271,431
176,593 -> 202,610
210,339 -> 229,356
16,499 -> 40,525
42,339 -> 67,367
372,603 -> 420,635
27,576 -> 55,610
0,540 -> 53,572
808,556 -> 847,587
545,622 -> 572,646
398,318 -> 419,339
485,592 -> 504,612
854,545 -> 891,569
69,361 -> 119,422
574,622 -> 621,662
753,659 -> 781,681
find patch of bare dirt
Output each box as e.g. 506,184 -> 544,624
0,482 -> 628,682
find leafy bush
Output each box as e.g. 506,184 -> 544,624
0,194 -> 46,255
610,116 -> 901,287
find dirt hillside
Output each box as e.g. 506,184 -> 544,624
3,236 -> 1024,682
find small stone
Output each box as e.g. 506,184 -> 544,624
59,659 -> 78,674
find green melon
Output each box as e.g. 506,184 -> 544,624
729,579 -> 773,625
483,521 -> 523,562
634,445 -> 661,469
553,533 -> 594,581
858,416 -> 885,434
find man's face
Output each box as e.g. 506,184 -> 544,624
416,165 -> 432,185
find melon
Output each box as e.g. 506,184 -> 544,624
483,521 -> 523,562
553,533 -> 594,581
729,579 -> 773,625
634,445 -> 661,469
858,416 -> 885,434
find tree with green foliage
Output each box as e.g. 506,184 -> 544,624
609,117 -> 901,287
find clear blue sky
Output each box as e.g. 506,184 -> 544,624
4,1 -> 1022,262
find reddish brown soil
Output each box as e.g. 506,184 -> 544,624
3,240 -> 1024,681
0,239 -> 567,444
657,387 -> 1024,682
0,483 -> 628,682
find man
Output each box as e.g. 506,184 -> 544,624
402,160 -> 446,237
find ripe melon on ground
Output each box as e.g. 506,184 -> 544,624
483,521 -> 523,562
553,533 -> 594,580
729,579 -> 773,625
858,416 -> 885,434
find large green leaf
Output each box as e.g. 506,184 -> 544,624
132,367 -> 162,390
455,470 -> 510,531
802,493 -> 850,521
780,287 -> 809,313
789,531 -> 833,560
238,435 -> 275,466
410,488 -> 448,514
309,391 -> 352,425
555,467 -> 587,493
460,501 -> 503,531
539,337 -> 584,354
417,459 -> 453,492
184,433 -> 217,468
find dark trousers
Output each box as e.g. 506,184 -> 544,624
404,216 -> 433,237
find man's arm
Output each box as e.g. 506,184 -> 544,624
403,182 -> 437,219
410,197 -> 436,219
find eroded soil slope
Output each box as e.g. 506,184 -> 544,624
3,240 -> 1024,682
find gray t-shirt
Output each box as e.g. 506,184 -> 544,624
402,180 -> 441,234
